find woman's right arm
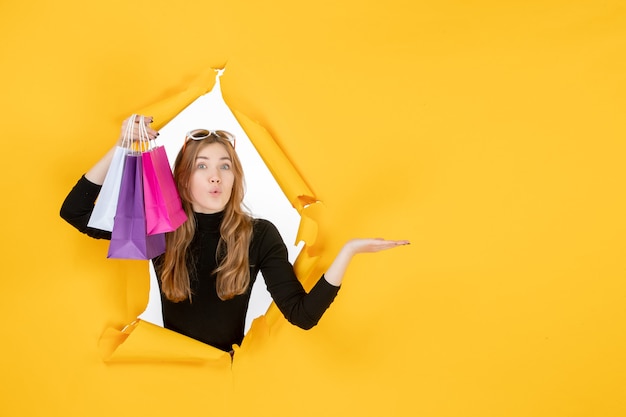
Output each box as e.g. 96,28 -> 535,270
59,115 -> 158,239
59,176 -> 112,239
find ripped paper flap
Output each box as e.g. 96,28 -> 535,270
99,319 -> 229,363
232,109 -> 315,212
139,67 -> 220,130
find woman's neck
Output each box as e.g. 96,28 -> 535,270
194,211 -> 225,232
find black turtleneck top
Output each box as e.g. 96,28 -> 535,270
60,175 -> 340,352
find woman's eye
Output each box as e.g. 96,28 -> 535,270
220,164 -> 231,170
197,163 -> 207,169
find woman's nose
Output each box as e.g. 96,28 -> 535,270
209,173 -> 221,183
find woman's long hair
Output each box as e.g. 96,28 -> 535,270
159,132 -> 252,302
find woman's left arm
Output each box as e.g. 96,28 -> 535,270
256,220 -> 409,329
323,238 -> 410,286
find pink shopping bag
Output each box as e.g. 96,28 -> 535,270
142,145 -> 187,235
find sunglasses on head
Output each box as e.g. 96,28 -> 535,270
182,129 -> 236,153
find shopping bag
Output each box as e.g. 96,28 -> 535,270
142,144 -> 187,235
87,113 -> 139,231
107,154 -> 166,260
87,146 -> 127,231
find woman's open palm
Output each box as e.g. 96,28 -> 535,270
345,238 -> 410,254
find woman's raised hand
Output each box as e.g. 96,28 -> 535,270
84,115 -> 159,184
117,115 -> 159,145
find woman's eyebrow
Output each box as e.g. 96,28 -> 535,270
195,156 -> 232,161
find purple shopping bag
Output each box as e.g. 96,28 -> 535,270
142,145 -> 187,235
108,154 -> 166,260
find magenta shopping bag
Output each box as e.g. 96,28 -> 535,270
108,154 -> 166,260
142,145 -> 187,235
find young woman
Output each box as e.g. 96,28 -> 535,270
60,115 -> 409,353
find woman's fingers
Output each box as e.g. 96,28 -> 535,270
131,115 -> 153,125
120,115 -> 158,140
348,238 -> 410,254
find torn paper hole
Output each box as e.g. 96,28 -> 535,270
139,69 -> 305,334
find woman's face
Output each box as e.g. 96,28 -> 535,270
189,142 -> 235,214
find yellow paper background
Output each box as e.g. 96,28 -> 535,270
1,1 -> 625,416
